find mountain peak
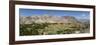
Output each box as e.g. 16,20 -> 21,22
20,15 -> 78,24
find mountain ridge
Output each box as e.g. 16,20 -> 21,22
19,15 -> 86,24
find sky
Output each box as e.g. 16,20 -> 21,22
19,8 -> 90,19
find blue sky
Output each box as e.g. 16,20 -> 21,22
19,8 -> 90,19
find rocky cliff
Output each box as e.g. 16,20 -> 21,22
19,15 -> 80,24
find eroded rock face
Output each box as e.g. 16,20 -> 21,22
19,15 -> 79,24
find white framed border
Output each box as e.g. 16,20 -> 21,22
15,5 -> 93,41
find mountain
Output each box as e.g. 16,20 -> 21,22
77,19 -> 90,24
19,15 -> 82,24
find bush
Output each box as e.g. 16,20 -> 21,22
20,22 -> 89,36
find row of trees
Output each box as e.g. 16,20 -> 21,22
20,22 -> 89,36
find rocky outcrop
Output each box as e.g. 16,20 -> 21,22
20,15 -> 81,24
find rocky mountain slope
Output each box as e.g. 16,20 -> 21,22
19,15 -> 80,24
19,15 -> 90,35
